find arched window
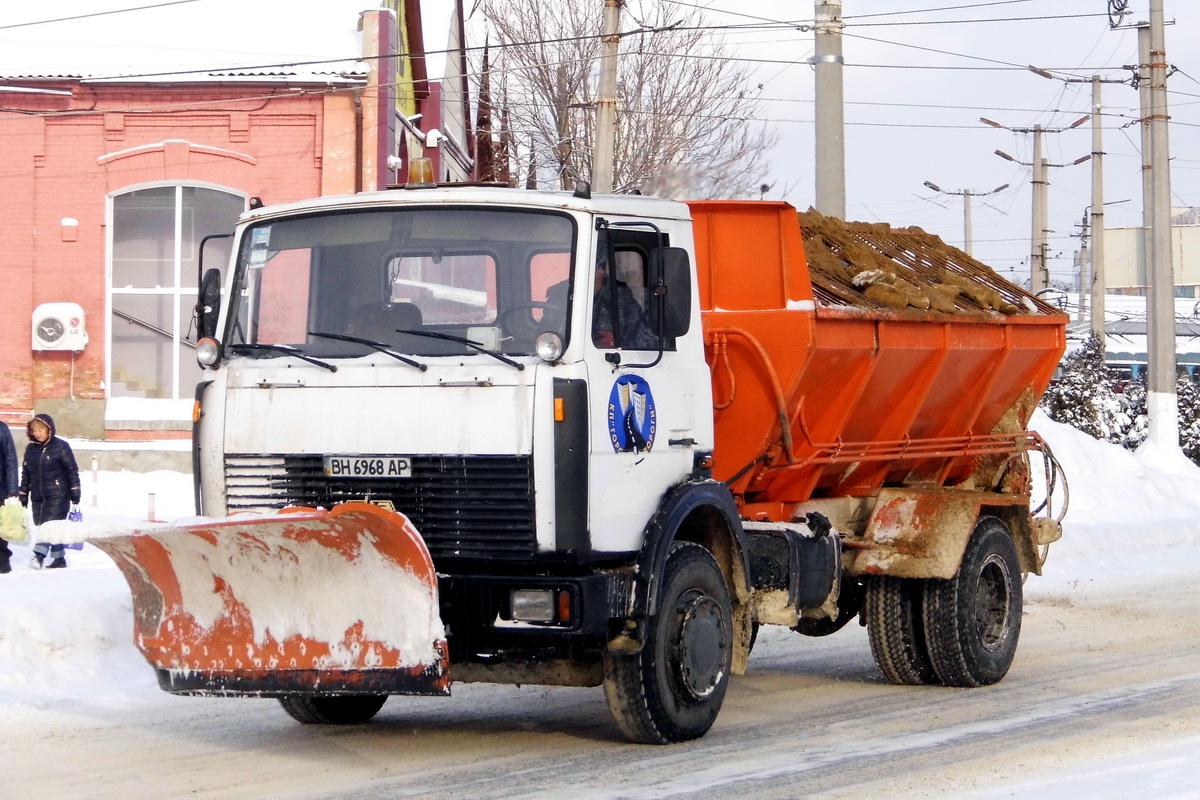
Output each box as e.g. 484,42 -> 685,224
109,185 -> 244,410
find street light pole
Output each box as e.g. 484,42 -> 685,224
1091,76 -> 1107,341
1031,126 -> 1048,290
1027,66 -> 1128,339
1138,24 -> 1154,289
985,115 -> 1090,292
922,180 -> 1010,257
1080,199 -> 1129,336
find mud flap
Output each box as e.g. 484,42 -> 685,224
90,503 -> 449,697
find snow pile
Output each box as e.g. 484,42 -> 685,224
119,519 -> 444,669
1029,409 -> 1200,585
0,470 -> 194,702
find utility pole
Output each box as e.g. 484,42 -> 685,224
1145,0 -> 1177,451
592,0 -> 621,194
1090,76 -> 1107,340
985,116 -> 1090,292
1079,199 -> 1129,335
1031,126 -> 1048,290
922,180 -> 1009,257
1138,25 -> 1153,289
1028,65 -> 1131,338
1078,215 -> 1090,322
813,0 -> 845,218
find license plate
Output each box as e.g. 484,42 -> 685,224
323,456 -> 412,479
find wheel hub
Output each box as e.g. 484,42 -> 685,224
673,590 -> 728,700
975,553 -> 1012,651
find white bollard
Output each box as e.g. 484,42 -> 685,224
148,492 -> 156,523
91,455 -> 99,508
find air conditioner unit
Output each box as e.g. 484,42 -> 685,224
32,303 -> 88,352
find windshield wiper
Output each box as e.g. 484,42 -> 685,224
227,343 -> 338,372
396,329 -> 525,371
306,331 -> 428,371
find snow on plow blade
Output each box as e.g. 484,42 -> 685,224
90,503 -> 449,697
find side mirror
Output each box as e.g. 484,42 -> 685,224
196,268 -> 222,340
648,247 -> 692,339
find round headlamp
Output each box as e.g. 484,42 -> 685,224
196,337 -> 223,367
535,331 -> 564,362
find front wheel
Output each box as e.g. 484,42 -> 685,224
922,516 -> 1022,687
278,694 -> 388,725
603,541 -> 733,744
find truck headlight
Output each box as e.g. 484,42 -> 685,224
511,589 -> 556,623
196,337 -> 223,367
535,332 -> 563,362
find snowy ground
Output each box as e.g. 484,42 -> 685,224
1,411 -> 1198,797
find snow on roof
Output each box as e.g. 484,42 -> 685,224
0,64 -> 368,85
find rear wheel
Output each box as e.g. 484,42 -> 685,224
278,694 -> 388,725
922,516 -> 1022,687
864,575 -> 938,685
603,541 -> 733,744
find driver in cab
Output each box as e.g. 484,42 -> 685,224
592,251 -> 657,350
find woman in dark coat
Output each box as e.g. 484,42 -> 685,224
18,414 -> 80,569
0,422 -> 18,573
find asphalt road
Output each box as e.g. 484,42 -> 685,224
8,569 -> 1200,800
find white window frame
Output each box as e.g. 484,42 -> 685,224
105,182 -> 246,423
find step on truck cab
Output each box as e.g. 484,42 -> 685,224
90,171 -> 1067,744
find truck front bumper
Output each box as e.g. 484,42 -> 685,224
438,571 -> 636,664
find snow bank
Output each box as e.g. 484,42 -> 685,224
0,469 -> 194,704
1029,409 -> 1200,587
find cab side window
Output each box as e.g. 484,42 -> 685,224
592,232 -> 663,350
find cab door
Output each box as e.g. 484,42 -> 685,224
583,222 -> 710,556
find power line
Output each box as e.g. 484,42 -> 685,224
3,7 -> 1196,139
843,29 -> 1085,72
844,0 -> 1036,20
664,0 -> 1041,26
0,1 -> 200,31
851,13 -> 1111,27
8,62 -> 1195,137
0,21 -> 1161,89
0,10 -> 1149,85
659,1 -> 812,30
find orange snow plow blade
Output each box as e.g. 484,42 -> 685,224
90,503 -> 449,697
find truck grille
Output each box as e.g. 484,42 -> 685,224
223,454 -> 536,562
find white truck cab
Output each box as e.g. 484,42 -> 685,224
196,185 -> 711,565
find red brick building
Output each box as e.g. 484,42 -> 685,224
0,4 -> 467,442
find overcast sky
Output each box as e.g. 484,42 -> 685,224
2,0 -> 1197,288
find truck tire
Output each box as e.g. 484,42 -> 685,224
603,541 -> 733,744
278,694 -> 388,725
864,575 -> 938,685
922,516 -> 1022,687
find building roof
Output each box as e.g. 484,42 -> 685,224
0,64 -> 368,85
0,0 -> 383,87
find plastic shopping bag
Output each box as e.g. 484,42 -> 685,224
0,498 -> 28,545
64,505 -> 84,549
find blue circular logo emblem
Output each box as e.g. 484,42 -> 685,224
607,375 -> 656,453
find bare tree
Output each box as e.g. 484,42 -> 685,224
476,0 -> 775,198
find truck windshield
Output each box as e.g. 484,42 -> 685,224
227,207 -> 575,358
